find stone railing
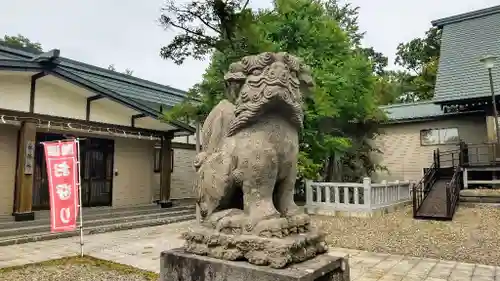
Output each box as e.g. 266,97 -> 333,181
305,177 -> 412,217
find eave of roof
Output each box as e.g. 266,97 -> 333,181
432,5 -> 500,28
379,101 -> 484,124
380,101 -> 443,121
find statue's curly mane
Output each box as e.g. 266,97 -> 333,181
224,52 -> 314,137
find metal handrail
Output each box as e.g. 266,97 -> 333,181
445,169 -> 462,218
436,142 -> 500,167
412,162 -> 437,216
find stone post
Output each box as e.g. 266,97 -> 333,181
305,180 -> 313,207
395,180 -> 400,201
363,177 -> 371,208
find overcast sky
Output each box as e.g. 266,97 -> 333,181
0,0 -> 498,91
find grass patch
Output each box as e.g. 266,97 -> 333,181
0,255 -> 158,281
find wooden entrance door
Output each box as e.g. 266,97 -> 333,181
79,138 -> 114,207
32,133 -> 114,210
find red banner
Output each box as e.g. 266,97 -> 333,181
43,140 -> 80,233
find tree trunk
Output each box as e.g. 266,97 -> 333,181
323,153 -> 335,182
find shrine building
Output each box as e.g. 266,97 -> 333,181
0,45 -> 198,221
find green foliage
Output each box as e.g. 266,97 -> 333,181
161,0 -> 387,182
0,34 -> 43,53
394,27 -> 441,102
362,47 -> 389,76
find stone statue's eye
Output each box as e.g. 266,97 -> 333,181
252,69 -> 262,75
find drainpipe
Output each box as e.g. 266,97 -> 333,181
488,68 -> 500,146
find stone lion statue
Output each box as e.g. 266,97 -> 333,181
193,52 -> 315,238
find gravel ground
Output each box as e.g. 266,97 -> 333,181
0,256 -> 158,281
314,205 -> 500,266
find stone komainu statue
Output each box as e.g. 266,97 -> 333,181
185,52 -> 326,268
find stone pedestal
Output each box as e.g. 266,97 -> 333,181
160,248 -> 350,281
183,226 -> 327,268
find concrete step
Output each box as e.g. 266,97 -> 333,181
0,208 -> 194,237
0,213 -> 195,247
35,204 -> 164,218
0,204 -> 166,223
0,205 -> 195,229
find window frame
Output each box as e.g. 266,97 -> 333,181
419,127 -> 460,146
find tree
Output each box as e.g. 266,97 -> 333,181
107,64 -> 134,76
394,27 -> 441,102
0,34 -> 43,53
362,47 -> 388,76
161,0 -> 386,182
159,0 -> 260,65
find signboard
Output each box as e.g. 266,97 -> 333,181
42,140 -> 80,233
24,140 -> 35,175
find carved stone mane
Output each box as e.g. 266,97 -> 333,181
224,52 -> 313,137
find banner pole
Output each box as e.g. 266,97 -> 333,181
76,138 -> 84,257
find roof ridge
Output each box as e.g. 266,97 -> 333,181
0,45 -> 36,60
432,5 -> 500,27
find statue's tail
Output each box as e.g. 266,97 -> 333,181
193,99 -> 235,170
193,99 -> 236,220
202,99 -> 235,153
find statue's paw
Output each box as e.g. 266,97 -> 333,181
215,213 -> 248,235
202,208 -> 243,229
286,213 -> 311,234
251,217 -> 289,238
193,152 -> 208,169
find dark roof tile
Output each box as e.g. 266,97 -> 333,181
432,7 -> 500,103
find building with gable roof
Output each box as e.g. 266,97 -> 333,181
373,5 -> 500,219
0,45 -> 199,221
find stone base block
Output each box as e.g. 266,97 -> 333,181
159,200 -> 173,208
182,227 -> 328,268
161,247 -> 350,281
13,211 -> 35,221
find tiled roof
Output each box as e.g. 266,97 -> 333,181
0,45 -> 189,109
431,5 -> 500,103
58,65 -> 186,108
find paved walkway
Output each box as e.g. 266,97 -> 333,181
0,221 -> 499,281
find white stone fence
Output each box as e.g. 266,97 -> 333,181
305,177 -> 412,217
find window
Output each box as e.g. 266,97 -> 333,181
154,147 -> 161,173
420,128 -> 459,146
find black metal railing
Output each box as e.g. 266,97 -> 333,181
445,168 -> 462,218
434,147 -> 460,168
412,162 -> 437,217
434,142 -> 500,168
413,141 -> 498,220
459,142 -> 500,167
